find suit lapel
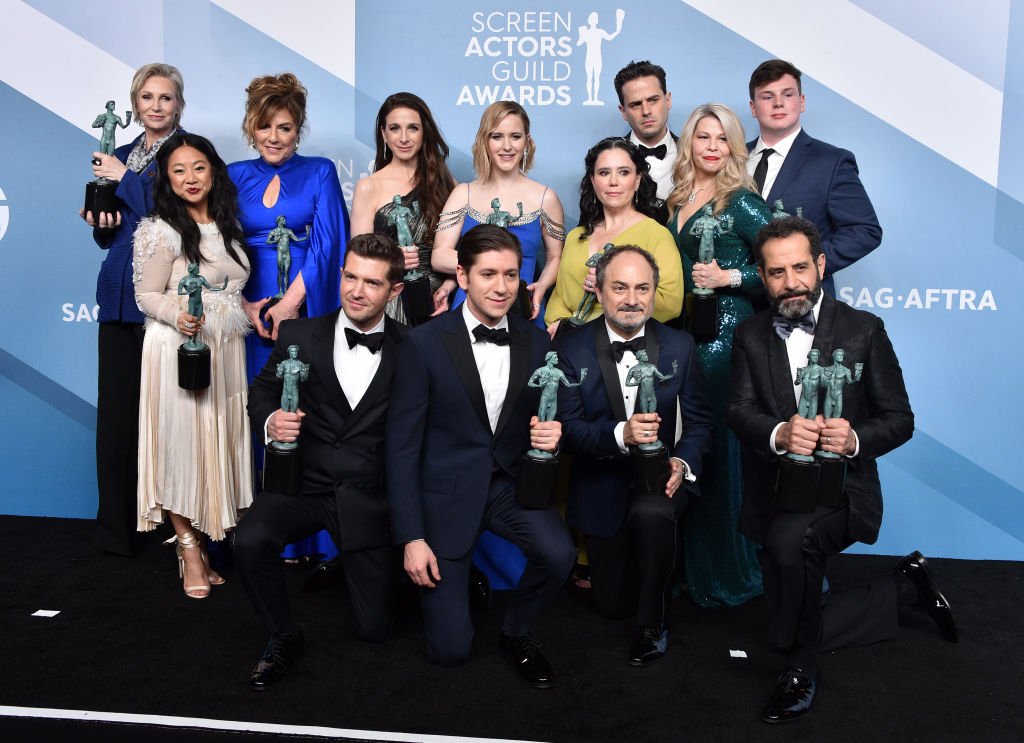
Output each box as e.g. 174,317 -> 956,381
767,130 -> 811,204
594,324 -> 628,421
811,294 -> 839,370
493,318 -> 531,438
441,311 -> 491,432
645,321 -> 661,368
767,316 -> 798,420
309,310 -> 352,418
337,318 -> 401,437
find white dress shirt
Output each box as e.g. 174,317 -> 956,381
630,129 -> 676,201
463,302 -> 510,433
747,126 -> 801,200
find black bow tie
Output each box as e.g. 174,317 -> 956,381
611,335 -> 646,362
637,143 -> 667,160
772,312 -> 815,340
345,327 -> 385,353
472,324 -> 510,346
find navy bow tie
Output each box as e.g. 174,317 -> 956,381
772,312 -> 815,340
472,324 -> 510,345
345,327 -> 384,353
611,335 -> 646,362
637,143 -> 667,160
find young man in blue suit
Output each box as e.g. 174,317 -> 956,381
746,59 -> 882,295
555,245 -> 713,666
387,224 -> 576,687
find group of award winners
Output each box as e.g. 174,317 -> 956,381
83,58 -> 958,724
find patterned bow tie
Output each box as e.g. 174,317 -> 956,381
472,324 -> 510,346
345,327 -> 385,353
611,335 -> 646,362
637,143 -> 667,160
772,312 -> 815,340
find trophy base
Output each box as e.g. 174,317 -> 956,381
631,444 -> 670,496
402,275 -> 434,326
515,280 -> 533,320
552,316 -> 584,343
816,456 -> 847,508
84,179 -> 121,217
775,457 -> 819,513
264,444 -> 303,496
178,343 -> 211,390
685,292 -> 718,342
516,451 -> 559,509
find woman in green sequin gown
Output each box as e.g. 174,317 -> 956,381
667,104 -> 771,607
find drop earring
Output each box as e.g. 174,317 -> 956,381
520,147 -> 529,175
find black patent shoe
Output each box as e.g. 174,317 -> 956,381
761,668 -> 817,723
249,631 -> 305,691
499,632 -> 554,688
628,625 -> 669,667
469,564 -> 492,612
895,550 -> 959,643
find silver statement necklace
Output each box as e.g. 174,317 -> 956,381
688,187 -> 706,204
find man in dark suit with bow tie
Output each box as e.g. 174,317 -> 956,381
728,217 -> 957,723
746,59 -> 882,296
614,60 -> 676,200
555,245 -> 713,665
387,224 -> 575,686
235,234 -> 407,691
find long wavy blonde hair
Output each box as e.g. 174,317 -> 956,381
667,103 -> 755,215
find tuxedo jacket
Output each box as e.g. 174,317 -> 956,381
727,294 -> 913,545
386,310 -> 551,559
556,319 -> 714,538
247,310 -> 407,552
749,129 -> 882,294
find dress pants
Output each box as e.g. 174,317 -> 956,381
587,489 -> 689,627
419,474 -> 576,666
761,504 -> 899,674
95,321 -> 145,555
234,491 -> 393,642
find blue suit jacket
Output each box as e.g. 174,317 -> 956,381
749,129 -> 882,295
386,309 -> 552,559
556,319 -> 714,538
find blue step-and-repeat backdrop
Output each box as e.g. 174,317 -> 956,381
1,0 -> 1021,560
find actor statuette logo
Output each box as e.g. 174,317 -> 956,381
458,7 -> 625,107
0,185 -> 9,242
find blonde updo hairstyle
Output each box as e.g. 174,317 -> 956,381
470,101 -> 536,182
242,73 -> 308,146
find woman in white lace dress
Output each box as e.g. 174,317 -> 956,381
133,133 -> 255,599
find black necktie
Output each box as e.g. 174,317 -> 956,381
472,324 -> 510,346
611,335 -> 646,362
753,147 -> 775,194
345,327 -> 385,353
637,143 -> 667,160
772,312 -> 815,340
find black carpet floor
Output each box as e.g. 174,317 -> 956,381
1,515 -> 1021,743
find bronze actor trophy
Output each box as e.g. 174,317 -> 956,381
177,263 -> 228,390
84,100 -> 132,217
260,216 -> 310,329
775,349 -> 826,512
263,344 -> 310,496
626,350 -> 678,495
516,352 -> 586,509
486,198 -> 532,318
685,204 -> 733,342
815,349 -> 863,506
553,245 -> 609,342
387,195 -> 432,325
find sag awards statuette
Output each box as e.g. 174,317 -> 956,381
685,204 -> 733,342
554,244 -> 609,342
485,198 -> 532,319
626,350 -> 678,496
260,216 -> 310,328
177,263 -> 227,390
516,353 -> 586,509
84,100 -> 132,217
775,348 -> 863,511
771,200 -> 803,220
387,195 -> 432,325
263,344 -> 310,496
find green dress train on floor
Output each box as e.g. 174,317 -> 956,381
668,189 -> 770,607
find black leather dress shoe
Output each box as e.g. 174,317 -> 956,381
629,625 -> 669,667
895,550 -> 959,642
249,631 -> 305,691
761,668 -> 817,723
499,632 -> 554,688
469,565 -> 492,612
